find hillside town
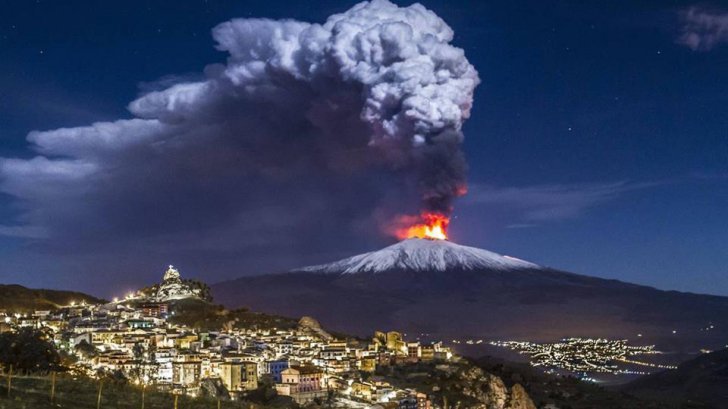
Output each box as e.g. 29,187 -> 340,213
0,266 -> 454,408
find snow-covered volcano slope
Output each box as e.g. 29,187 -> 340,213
297,238 -> 540,274
213,238 -> 728,352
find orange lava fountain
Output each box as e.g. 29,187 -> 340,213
396,212 -> 449,240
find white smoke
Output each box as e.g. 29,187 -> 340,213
131,0 -> 478,142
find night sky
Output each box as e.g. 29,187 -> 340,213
1,0 -> 726,297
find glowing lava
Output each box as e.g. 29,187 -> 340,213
397,212 -> 449,240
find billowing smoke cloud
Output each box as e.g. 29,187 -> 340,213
0,0 -> 478,283
130,0 -> 479,212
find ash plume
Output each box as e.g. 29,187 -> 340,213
0,0 -> 478,280
129,0 -> 479,213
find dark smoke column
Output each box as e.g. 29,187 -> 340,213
415,130 -> 469,214
333,0 -> 480,220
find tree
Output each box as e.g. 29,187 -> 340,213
182,279 -> 213,302
128,343 -> 147,383
74,340 -> 98,359
98,368 -> 128,384
0,328 -> 62,372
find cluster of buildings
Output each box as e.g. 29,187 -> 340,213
490,337 -> 676,377
0,266 -> 453,408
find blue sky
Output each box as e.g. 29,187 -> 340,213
0,0 -> 726,297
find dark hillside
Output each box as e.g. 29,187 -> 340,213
0,284 -> 105,312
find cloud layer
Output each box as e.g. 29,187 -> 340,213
464,181 -> 660,227
0,0 -> 478,273
677,6 -> 728,51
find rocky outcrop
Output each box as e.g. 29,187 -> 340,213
458,365 -> 536,409
483,373 -> 509,408
199,377 -> 230,400
154,265 -> 203,301
298,316 -> 333,341
506,384 -> 537,409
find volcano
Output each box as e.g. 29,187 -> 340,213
212,239 -> 728,354
297,238 -> 539,274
